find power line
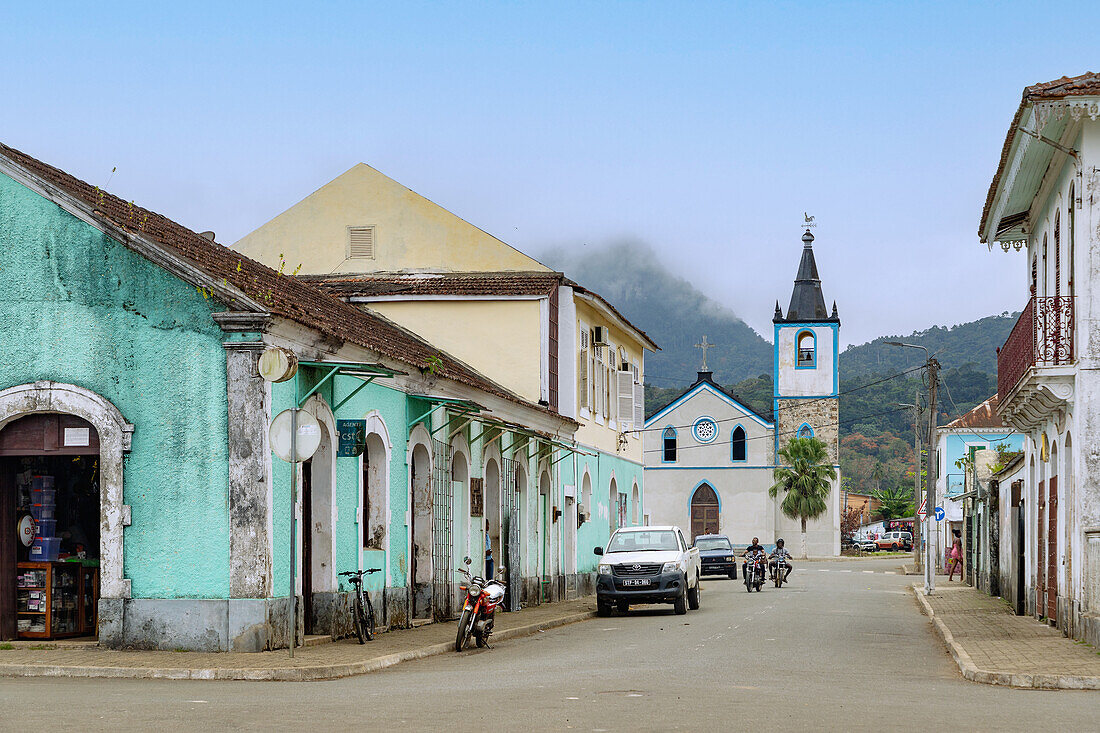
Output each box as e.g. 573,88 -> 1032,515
632,363 -> 926,434
639,404 -> 915,456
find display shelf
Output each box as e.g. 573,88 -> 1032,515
15,562 -> 85,639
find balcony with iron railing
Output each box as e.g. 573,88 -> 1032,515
997,296 -> 1075,400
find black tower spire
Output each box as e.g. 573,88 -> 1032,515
774,229 -> 838,323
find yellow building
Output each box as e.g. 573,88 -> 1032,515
234,162 -> 657,600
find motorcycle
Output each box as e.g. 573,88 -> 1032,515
772,556 -> 789,588
455,556 -> 507,651
744,553 -> 766,592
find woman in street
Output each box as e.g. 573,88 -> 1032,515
947,529 -> 962,581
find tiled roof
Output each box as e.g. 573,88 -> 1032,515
303,271 -> 660,351
980,72 -> 1100,238
942,395 -> 1005,430
0,142 -> 564,418
301,271 -> 563,298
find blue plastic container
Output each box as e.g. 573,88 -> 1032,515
31,476 -> 55,491
34,519 -> 56,538
30,504 -> 55,521
29,537 -> 61,562
31,488 -> 56,505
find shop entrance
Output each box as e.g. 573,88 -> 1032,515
0,413 -> 101,641
301,458 -> 313,635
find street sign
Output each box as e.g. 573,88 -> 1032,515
918,497 -> 927,515
934,506 -> 945,521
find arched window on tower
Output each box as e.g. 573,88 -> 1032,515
662,427 -> 677,462
796,330 -> 816,367
797,423 -> 814,439
731,425 -> 747,462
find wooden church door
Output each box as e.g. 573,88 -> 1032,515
690,483 -> 720,540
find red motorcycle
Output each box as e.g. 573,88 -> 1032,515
455,556 -> 507,651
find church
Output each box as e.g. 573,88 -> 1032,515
641,229 -> 841,556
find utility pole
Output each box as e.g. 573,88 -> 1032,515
912,389 -> 922,572
924,357 -> 940,595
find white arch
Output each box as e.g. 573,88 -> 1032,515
361,410 -> 392,578
302,395 -> 338,594
408,423 -> 434,620
0,381 -> 133,598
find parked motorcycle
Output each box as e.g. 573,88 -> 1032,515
744,554 -> 766,592
455,556 -> 507,651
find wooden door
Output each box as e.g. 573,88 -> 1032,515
690,484 -> 720,541
1037,480 -> 1045,616
301,460 -> 313,635
1047,476 -> 1058,621
0,462 -> 14,640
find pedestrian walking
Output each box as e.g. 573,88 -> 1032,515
947,529 -> 962,581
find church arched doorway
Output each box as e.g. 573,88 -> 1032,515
690,483 -> 720,541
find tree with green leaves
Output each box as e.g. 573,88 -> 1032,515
770,437 -> 837,559
873,484 -> 914,521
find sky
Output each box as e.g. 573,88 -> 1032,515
2,1 -> 1098,347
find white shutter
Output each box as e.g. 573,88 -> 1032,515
617,371 -> 634,428
634,382 -> 644,426
347,226 -> 376,258
578,347 -> 588,411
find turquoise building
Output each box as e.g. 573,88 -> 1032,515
0,143 -> 581,651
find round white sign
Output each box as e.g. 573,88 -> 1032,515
18,515 -> 35,547
269,409 -> 322,463
258,347 -> 298,383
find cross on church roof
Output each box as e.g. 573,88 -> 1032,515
695,335 -> 716,372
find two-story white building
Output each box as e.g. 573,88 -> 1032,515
980,73 -> 1100,646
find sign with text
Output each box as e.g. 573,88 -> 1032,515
336,419 -> 366,457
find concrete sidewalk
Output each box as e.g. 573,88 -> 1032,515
913,584 -> 1100,689
0,597 -> 596,681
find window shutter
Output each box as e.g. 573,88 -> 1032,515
634,382 -> 644,426
578,347 -> 588,410
617,371 -> 634,428
347,226 -> 376,259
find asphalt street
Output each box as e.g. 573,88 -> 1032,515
4,557 -> 1096,731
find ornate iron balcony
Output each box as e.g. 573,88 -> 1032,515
997,296 -> 1075,399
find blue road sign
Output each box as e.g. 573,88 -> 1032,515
934,506 -> 945,521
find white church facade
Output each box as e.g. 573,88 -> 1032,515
642,230 -> 842,556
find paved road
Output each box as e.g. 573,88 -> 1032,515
5,557 -> 1096,731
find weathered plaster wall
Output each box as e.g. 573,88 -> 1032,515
562,451 -> 643,574
0,171 -> 232,599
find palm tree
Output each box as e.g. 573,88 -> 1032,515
770,437 -> 837,559
873,484 -> 914,521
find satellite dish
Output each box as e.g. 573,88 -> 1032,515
269,409 -> 322,463
259,347 -> 298,383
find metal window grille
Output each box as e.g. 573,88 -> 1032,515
432,439 -> 455,620
499,456 -> 522,611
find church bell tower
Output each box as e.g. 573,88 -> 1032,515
772,228 -> 841,553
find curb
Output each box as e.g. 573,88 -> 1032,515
911,585 -> 1100,690
0,609 -> 597,682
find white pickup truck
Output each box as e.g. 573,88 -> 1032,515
593,525 -> 702,616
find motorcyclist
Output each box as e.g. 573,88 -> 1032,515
769,538 -> 793,582
741,537 -> 767,581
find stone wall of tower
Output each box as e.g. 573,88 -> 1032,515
774,397 -> 839,465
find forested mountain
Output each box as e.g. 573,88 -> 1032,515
540,241 -> 772,385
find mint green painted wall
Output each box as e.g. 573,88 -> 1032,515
0,172 -> 232,599
562,451 -> 644,572
269,374 -> 411,597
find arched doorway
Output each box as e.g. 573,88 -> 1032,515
301,397 -> 337,636
1,414 -> 101,640
410,441 -> 432,620
631,483 -> 640,526
1046,442 -> 1058,621
484,457 -> 501,576
608,477 -> 618,535
690,483 -> 720,541
538,470 -> 551,594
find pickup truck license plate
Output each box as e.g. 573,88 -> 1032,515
623,578 -> 651,586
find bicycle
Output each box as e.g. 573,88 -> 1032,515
339,568 -> 381,643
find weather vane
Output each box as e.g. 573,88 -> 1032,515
695,335 -> 715,372
803,212 -> 817,229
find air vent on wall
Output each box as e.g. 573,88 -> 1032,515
347,226 -> 376,259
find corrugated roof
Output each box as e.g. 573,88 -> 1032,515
980,72 -> 1100,238
942,395 -> 1005,429
0,142 -> 567,419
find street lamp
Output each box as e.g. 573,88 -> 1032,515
885,341 -> 939,596
897,401 -> 922,575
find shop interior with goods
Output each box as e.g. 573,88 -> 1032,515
0,413 -> 100,641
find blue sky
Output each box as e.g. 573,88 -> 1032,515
3,2 -> 1098,346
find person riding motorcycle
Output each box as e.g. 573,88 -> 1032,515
769,538 -> 793,582
741,537 -> 767,581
